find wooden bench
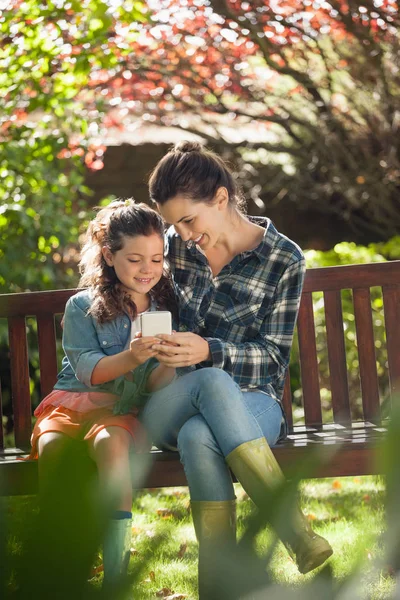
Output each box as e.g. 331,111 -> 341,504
1,261 -> 400,496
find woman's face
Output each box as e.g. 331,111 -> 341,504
157,191 -> 227,251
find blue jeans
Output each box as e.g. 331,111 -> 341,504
140,368 -> 285,501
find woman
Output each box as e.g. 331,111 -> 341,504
141,141 -> 332,595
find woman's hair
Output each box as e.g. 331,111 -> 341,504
79,200 -> 176,323
148,141 -> 246,211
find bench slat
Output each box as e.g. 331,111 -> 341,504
297,292 -> 322,428
353,288 -> 381,422
0,378 -> 3,450
382,285 -> 400,398
282,371 -> 293,432
37,315 -> 58,399
324,290 -> 351,425
0,289 -> 75,317
8,317 -> 32,448
303,261 -> 400,292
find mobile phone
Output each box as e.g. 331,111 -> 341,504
140,311 -> 172,337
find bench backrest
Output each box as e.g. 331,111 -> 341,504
1,261 -> 400,449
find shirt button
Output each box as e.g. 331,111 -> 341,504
124,324 -> 128,328
102,341 -> 107,345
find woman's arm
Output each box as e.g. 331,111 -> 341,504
153,259 -> 305,387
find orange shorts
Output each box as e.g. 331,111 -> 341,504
28,404 -> 146,460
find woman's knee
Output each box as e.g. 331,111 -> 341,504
195,368 -> 238,398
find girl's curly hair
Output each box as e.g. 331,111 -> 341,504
79,199 -> 176,324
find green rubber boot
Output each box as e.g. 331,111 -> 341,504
102,517 -> 132,589
191,500 -> 236,599
226,438 -> 333,574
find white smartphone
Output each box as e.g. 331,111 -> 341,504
140,311 -> 172,337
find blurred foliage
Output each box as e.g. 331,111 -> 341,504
289,237 -> 400,423
1,438 -> 160,599
114,0 -> 400,240
2,402 -> 400,598
0,0 -> 148,293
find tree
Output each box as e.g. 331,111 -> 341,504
92,0 -> 400,240
0,0 -> 148,292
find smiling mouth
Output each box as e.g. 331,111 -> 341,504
193,234 -> 204,244
135,278 -> 152,283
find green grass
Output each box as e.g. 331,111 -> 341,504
3,476 -> 394,599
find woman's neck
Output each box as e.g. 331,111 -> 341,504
212,213 -> 264,256
205,214 -> 265,276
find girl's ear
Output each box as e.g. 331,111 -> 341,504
102,246 -> 114,267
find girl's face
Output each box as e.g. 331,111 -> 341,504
157,189 -> 228,251
102,233 -> 164,301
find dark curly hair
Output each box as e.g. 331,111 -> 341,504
79,199 -> 176,323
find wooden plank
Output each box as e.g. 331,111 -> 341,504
382,285 -> 400,398
0,289 -> 77,317
282,370 -> 293,433
324,291 -> 351,425
297,292 -> 322,428
8,317 -> 32,448
37,315 -> 58,398
0,261 -> 398,316
0,378 -> 3,450
303,260 -> 400,293
0,434 -> 385,495
353,288 -> 381,422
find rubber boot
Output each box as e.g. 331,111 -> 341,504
226,438 -> 333,574
102,517 -> 132,589
191,500 -> 236,599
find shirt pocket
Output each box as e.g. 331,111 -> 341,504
97,333 -> 123,356
222,284 -> 264,327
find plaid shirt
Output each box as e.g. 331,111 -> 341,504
166,216 -> 305,402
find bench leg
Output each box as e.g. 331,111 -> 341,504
226,438 -> 333,574
191,500 -> 236,599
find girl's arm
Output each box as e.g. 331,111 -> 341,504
146,363 -> 176,392
62,295 -> 158,386
91,336 -> 160,385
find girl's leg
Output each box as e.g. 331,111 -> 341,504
38,431 -> 70,485
87,427 -> 133,587
87,426 -> 133,511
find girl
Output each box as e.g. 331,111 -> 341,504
29,200 -> 176,588
141,141 -> 333,597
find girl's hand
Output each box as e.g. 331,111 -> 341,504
152,332 -> 211,367
130,333 -> 159,366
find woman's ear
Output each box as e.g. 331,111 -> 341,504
102,246 -> 114,267
215,186 -> 229,210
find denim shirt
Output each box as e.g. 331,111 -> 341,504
54,289 -> 159,412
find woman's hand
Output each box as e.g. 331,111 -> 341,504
152,332 -> 211,367
130,333 -> 159,366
